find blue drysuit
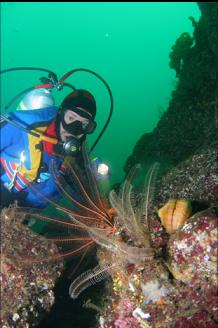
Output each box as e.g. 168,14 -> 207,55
0,107 -> 64,208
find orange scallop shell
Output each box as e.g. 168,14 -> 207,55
158,199 -> 191,234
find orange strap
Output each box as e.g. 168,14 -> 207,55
39,134 -> 58,144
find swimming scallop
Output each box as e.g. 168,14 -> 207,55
158,199 -> 191,234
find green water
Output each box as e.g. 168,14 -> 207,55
1,2 -> 201,185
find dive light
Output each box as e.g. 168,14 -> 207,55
89,157 -> 109,180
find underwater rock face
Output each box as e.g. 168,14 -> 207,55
0,207 -> 63,328
124,3 -> 217,174
97,207 -> 217,328
97,151 -> 217,327
167,208 -> 217,285
156,143 -> 218,205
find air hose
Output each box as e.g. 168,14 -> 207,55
0,66 -> 113,152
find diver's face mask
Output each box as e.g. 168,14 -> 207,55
57,108 -> 97,156
60,108 -> 97,139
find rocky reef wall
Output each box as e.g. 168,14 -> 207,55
124,2 -> 217,174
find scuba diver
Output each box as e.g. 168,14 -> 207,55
0,88 -> 98,209
0,67 -> 113,210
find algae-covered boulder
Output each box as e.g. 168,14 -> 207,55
0,207 -> 63,328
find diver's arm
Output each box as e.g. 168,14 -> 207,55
21,153 -> 67,208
